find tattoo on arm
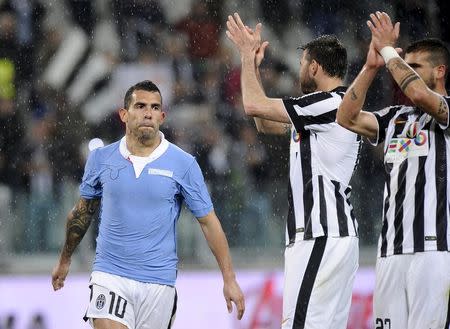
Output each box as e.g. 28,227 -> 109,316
62,198 -> 100,257
350,88 -> 358,101
388,59 -> 410,72
284,124 -> 291,136
399,73 -> 420,92
388,58 -> 421,92
438,97 -> 449,116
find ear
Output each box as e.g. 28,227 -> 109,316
159,111 -> 166,124
436,64 -> 447,80
118,108 -> 128,123
309,59 -> 319,77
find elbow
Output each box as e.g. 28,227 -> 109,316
336,106 -> 351,129
243,102 -> 259,117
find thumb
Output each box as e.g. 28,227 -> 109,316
226,298 -> 233,313
394,22 -> 400,39
395,47 -> 403,55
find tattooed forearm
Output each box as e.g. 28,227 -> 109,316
388,58 -> 410,72
387,58 -> 421,92
284,123 -> 292,136
350,88 -> 358,101
62,198 -> 100,258
438,97 -> 449,115
399,74 -> 420,92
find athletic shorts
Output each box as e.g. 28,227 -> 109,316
282,236 -> 359,329
84,271 -> 177,329
374,251 -> 450,329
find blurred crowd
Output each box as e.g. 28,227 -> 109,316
0,0 -> 449,267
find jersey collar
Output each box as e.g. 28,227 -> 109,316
119,131 -> 169,162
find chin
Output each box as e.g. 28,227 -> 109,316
137,130 -> 158,143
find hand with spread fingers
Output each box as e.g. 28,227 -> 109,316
367,11 -> 400,52
226,12 -> 262,57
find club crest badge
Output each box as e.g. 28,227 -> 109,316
96,294 -> 106,310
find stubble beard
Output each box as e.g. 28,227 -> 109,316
301,76 -> 318,95
129,126 -> 158,146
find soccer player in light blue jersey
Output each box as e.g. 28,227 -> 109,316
52,80 -> 245,329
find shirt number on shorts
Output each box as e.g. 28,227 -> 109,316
375,318 -> 391,329
108,291 -> 127,319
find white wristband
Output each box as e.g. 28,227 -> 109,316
379,46 -> 400,64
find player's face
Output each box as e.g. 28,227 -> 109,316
299,51 -> 317,95
405,51 -> 437,90
120,90 -> 165,143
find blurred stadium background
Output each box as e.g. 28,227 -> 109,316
0,0 -> 448,328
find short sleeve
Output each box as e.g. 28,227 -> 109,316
79,149 -> 102,199
179,159 -> 213,218
282,91 -> 341,133
369,106 -> 401,145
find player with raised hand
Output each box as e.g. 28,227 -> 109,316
337,11 -> 450,329
227,12 -> 361,329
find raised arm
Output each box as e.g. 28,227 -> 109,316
368,11 -> 449,125
337,41 -> 383,139
52,197 -> 100,291
252,37 -> 291,134
198,210 -> 245,320
226,13 -> 289,123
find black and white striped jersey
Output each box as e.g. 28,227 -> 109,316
372,96 -> 450,257
283,86 -> 360,245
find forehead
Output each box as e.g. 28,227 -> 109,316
131,90 -> 162,104
299,50 -> 309,64
405,51 -> 431,65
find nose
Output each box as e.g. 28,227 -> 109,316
143,106 -> 153,117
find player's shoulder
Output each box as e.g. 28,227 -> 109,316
286,86 -> 347,105
89,140 -> 121,161
373,105 -> 406,117
166,141 -> 195,163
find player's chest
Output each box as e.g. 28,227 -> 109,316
385,111 -> 431,164
99,164 -> 179,200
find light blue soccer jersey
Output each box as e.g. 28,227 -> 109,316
79,136 -> 213,286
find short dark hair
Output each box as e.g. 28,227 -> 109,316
406,38 -> 450,80
124,80 -> 161,109
300,35 -> 347,80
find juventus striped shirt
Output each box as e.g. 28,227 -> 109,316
372,96 -> 450,257
283,86 -> 360,245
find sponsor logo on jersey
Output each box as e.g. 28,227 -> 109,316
386,131 -> 428,163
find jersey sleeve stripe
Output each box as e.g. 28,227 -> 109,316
302,109 -> 337,126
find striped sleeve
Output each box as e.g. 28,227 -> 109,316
371,106 -> 402,145
283,91 -> 340,132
